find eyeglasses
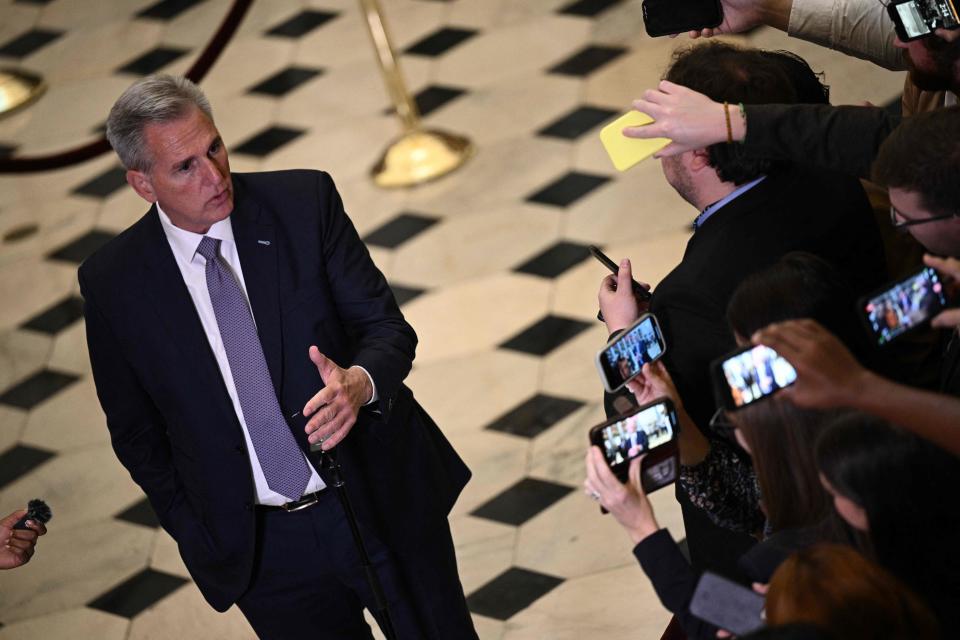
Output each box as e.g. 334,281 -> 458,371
889,204 -> 958,229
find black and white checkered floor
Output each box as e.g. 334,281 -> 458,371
0,0 -> 904,637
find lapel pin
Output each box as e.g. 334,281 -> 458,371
257,240 -> 271,246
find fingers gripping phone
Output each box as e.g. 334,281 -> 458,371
642,0 -> 724,37
859,266 -> 951,346
596,313 -> 666,393
711,344 -> 797,411
588,398 -> 679,491
887,0 -> 960,41
690,572 -> 766,636
589,245 -> 653,302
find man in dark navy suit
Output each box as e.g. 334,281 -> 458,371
80,74 -> 477,639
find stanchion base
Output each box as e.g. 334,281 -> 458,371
0,68 -> 46,120
371,128 -> 473,188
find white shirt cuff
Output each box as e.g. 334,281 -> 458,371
354,366 -> 378,406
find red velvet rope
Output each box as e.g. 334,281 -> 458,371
0,0 -> 254,174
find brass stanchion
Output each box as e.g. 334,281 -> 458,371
0,68 -> 45,120
358,0 -> 473,188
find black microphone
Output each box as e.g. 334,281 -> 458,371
13,499 -> 52,530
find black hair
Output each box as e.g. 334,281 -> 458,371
664,42 -> 829,184
726,252 -> 870,363
872,106 -> 960,217
815,413 -> 960,629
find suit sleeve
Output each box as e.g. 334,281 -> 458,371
742,104 -> 900,180
80,267 -> 197,541
634,529 -> 720,640
314,172 -> 417,420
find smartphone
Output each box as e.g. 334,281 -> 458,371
588,398 -> 679,489
887,0 -> 960,41
596,313 -> 666,393
859,266 -> 950,346
712,344 -> 797,411
642,0 -> 724,37
589,245 -> 653,302
599,111 -> 671,172
690,572 -> 765,636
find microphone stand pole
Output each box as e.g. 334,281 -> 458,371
311,444 -> 397,640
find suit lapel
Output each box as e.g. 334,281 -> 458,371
229,180 -> 285,398
139,208 -> 236,419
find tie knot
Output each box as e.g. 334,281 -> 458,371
196,236 -> 222,262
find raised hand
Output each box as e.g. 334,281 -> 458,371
752,319 -> 869,409
302,347 -> 373,451
924,254 -> 960,330
625,81 -> 738,157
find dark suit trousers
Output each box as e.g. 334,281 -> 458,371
236,490 -> 426,640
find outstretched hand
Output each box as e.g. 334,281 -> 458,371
0,509 -> 47,570
752,319 -> 870,409
303,347 -> 373,450
625,81 -> 736,157
584,447 -> 659,544
682,0 -> 791,39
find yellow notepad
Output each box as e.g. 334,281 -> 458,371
599,111 -> 672,172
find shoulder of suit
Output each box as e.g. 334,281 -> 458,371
233,169 -> 334,195
79,207 -> 155,281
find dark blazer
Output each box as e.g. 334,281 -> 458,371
79,170 -> 471,616
650,167 -> 887,430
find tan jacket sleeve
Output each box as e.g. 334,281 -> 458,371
788,0 -> 906,71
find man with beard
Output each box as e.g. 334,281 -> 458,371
597,42 -> 886,582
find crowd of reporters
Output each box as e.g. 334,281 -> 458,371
584,0 -> 960,638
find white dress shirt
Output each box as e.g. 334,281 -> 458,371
157,205 -> 326,505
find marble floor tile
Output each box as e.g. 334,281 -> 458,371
189,35 -> 297,104
263,115 -> 400,185
0,259 -> 77,331
452,524 -> 518,595
0,328 -> 51,391
513,490 -> 640,579
401,273 -> 552,364
0,519 -> 154,623
432,14 -> 591,90
447,430 -> 531,518
46,320 -> 90,376
390,204 -> 561,289
0,195 -> 101,269
406,349 -> 541,436
149,529 -> 191,579
424,72 -> 582,147
127,585 -> 256,640
0,4 -> 42,45
500,563 -> 673,639
27,19 -> 165,86
537,325 -> 610,401
527,400 -> 607,486
0,406 -> 27,453
38,0 -> 156,31
19,378 -> 106,452
0,443 -> 144,533
0,607 -> 128,640
404,136 -> 574,216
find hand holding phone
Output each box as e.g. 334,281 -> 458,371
590,245 -> 652,302
588,398 -> 679,487
887,0 -> 960,41
690,572 -> 765,636
642,0 -> 724,37
859,266 -> 952,346
596,314 -> 666,393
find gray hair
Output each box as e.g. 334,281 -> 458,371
106,74 -> 214,172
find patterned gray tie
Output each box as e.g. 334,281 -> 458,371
196,235 -> 311,501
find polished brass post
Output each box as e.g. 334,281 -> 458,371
357,0 -> 473,188
0,68 -> 46,120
